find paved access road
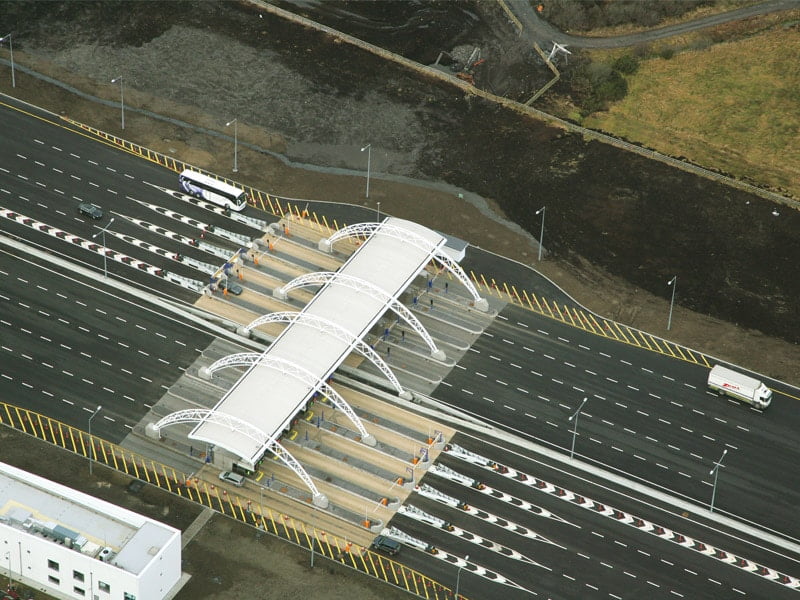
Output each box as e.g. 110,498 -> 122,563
432,301 -> 800,541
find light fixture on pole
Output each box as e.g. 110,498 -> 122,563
0,34 -> 15,88
376,201 -> 381,222
91,217 -> 115,279
568,396 -> 588,459
455,555 -> 469,600
110,76 -> 124,129
360,144 -> 371,199
667,276 -> 677,330
709,448 -> 728,513
88,405 -> 103,475
535,206 -> 545,261
226,118 -> 238,173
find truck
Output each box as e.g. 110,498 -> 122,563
707,365 -> 772,410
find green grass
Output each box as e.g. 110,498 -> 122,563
583,20 -> 800,199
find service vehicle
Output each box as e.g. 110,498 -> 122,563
370,535 -> 401,555
707,364 -> 771,409
218,471 -> 245,486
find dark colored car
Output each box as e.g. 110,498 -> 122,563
219,279 -> 243,295
370,535 -> 401,556
78,202 -> 104,219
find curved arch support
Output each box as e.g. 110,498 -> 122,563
200,353 -> 262,380
278,272 -> 445,361
153,409 -> 326,504
327,223 -> 487,312
243,311 -> 409,397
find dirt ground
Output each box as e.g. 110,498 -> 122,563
1,3 -> 799,599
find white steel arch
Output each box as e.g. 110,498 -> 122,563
152,409 -> 328,507
242,311 -> 411,399
201,354 -> 377,447
276,271 -> 446,361
323,222 -> 488,312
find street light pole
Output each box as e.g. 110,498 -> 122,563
110,76 -> 124,129
226,118 -> 238,173
667,276 -> 677,330
92,217 -> 115,279
568,397 -> 589,459
709,448 -> 728,513
360,144 -> 371,199
0,34 -> 15,88
535,206 -> 545,261
377,201 -> 381,222
88,405 -> 102,475
455,555 -> 469,600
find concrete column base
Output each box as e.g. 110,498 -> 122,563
236,326 -> 251,338
273,287 -> 288,300
318,239 -> 332,253
312,493 -> 329,509
198,366 -> 212,380
399,390 -> 413,401
145,423 -> 161,440
362,434 -> 377,447
431,349 -> 447,362
475,297 -> 489,312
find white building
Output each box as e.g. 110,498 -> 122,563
0,462 -> 181,600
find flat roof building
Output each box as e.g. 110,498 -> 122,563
0,462 -> 181,600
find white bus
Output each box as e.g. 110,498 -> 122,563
178,169 -> 249,212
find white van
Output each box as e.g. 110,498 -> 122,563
218,471 -> 245,487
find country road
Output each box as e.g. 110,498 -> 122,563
506,0 -> 798,49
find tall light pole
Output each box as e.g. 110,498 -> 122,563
376,201 -> 381,222
535,206 -> 545,261
226,118 -> 238,173
0,34 -> 15,88
91,217 -> 115,279
4,551 -> 10,588
88,405 -> 102,475
667,276 -> 677,331
360,144 -> 371,199
709,448 -> 728,513
110,76 -> 124,129
455,555 -> 469,600
568,397 -> 588,459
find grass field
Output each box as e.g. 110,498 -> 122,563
584,11 -> 800,200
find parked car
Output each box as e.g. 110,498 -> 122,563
78,202 -> 104,219
219,279 -> 243,295
218,471 -> 245,487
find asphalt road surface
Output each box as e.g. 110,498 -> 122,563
2,97 -> 799,598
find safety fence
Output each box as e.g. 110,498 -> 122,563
0,401 -> 464,600
62,116 -> 713,371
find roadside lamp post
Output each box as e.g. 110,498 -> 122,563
361,143 -> 371,199
92,217 -> 115,279
568,396 -> 589,459
0,34 -> 15,88
88,405 -> 103,475
110,76 -> 124,129
4,551 -> 10,588
709,448 -> 728,513
226,118 -> 238,173
455,555 -> 469,599
667,276 -> 677,330
377,201 -> 381,222
535,206 -> 545,261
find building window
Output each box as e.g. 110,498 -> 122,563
73,570 -> 85,582
123,594 -> 136,600
98,581 -> 111,593
74,586 -> 85,596
48,575 -> 60,585
48,559 -> 59,571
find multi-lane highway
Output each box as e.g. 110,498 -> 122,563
2,95 -> 799,599
431,302 -> 800,541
